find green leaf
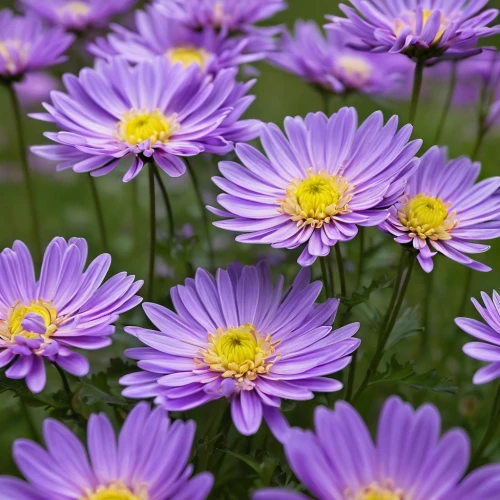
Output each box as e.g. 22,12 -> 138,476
387,306 -> 423,348
340,275 -> 394,311
218,447 -> 261,474
0,375 -> 59,408
78,372 -> 132,407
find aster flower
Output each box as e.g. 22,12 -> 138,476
0,402 -> 213,499
31,57 -> 260,182
121,262 -> 360,438
327,0 -> 500,62
210,107 -> 422,266
0,237 -> 142,393
253,396 -> 500,500
0,9 -> 73,82
380,146 -> 500,273
19,0 -> 138,33
88,5 -> 267,74
269,20 -> 411,96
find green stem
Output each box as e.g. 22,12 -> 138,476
6,83 -> 42,260
433,63 -> 457,144
320,257 -> 332,299
87,175 -> 109,253
326,252 -> 336,297
409,60 -> 425,124
356,227 -> 366,289
344,349 -> 358,402
471,127 -> 488,161
456,267 -> 473,319
421,265 -> 436,352
131,178 -> 139,254
19,398 -> 39,442
352,248 -> 416,402
54,363 -> 72,396
148,164 -> 157,301
152,163 -> 175,239
335,244 -> 347,299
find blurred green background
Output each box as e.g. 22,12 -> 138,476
1,0 -> 500,495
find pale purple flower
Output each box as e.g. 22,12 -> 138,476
253,396 -> 500,500
0,9 -> 74,81
14,72 -> 60,110
327,0 -> 500,62
0,402 -> 213,499
211,108 -> 422,266
0,237 -> 143,393
121,262 -> 360,439
31,57 -> 260,182
380,146 -> 500,273
19,0 -> 139,32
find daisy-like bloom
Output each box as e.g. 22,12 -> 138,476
327,1 -> 500,62
0,402 -> 213,500
269,20 -> 411,96
380,146 -> 500,273
253,396 -> 500,500
31,57 -> 260,182
0,237 -> 142,393
88,6 -> 267,73
210,107 -> 422,266
19,0 -> 138,33
121,262 -> 360,438
0,9 -> 73,82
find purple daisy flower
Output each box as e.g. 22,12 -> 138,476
30,57 -> 260,182
120,262 -> 360,439
380,146 -> 500,273
0,9 -> 74,81
253,396 -> 500,500
19,0 -> 138,33
456,291 -> 500,384
269,20 -> 411,96
327,0 -> 500,62
210,108 -> 422,266
0,237 -> 143,393
88,5 -> 267,74
0,402 -> 213,499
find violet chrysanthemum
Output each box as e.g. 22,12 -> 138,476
121,262 -> 360,438
327,0 -> 500,62
88,5 -> 267,73
269,20 -> 411,96
456,291 -> 500,384
0,237 -> 142,393
0,9 -> 74,82
0,402 -> 213,500
211,108 -> 422,266
380,146 -> 500,273
19,0 -> 138,32
31,57 -> 260,182
253,396 -> 500,500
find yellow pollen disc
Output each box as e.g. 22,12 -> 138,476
0,40 -> 29,72
166,46 -> 210,69
278,168 -> 353,229
58,1 -> 91,17
337,56 -> 372,82
398,193 -> 457,241
394,8 -> 448,43
353,482 -> 405,500
81,482 -> 148,500
117,109 -> 177,146
198,324 -> 279,383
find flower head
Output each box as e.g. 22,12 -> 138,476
253,396 -> 500,500
31,57 -> 260,182
121,262 -> 360,438
327,0 -> 500,62
380,146 -> 500,273
269,20 -> 411,96
0,402 -> 213,499
211,108 -> 422,266
0,9 -> 73,81
19,0 -> 139,32
0,237 -> 142,393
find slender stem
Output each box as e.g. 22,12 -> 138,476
6,83 -> 42,260
456,267 -> 473,319
131,178 -> 139,254
471,128 -> 488,162
19,398 -> 40,442
335,244 -> 347,299
356,227 -> 366,289
320,257 -> 332,299
326,251 -> 336,297
409,60 -> 425,124
87,175 -> 109,253
54,363 -> 72,396
148,164 -> 157,301
421,265 -> 436,352
152,163 -> 175,238
185,158 -> 215,268
344,350 -> 358,402
433,63 -> 457,144
352,248 -> 416,402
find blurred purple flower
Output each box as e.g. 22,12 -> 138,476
211,108 -> 422,266
31,57 -> 260,182
253,396 -> 500,500
14,72 -> 60,111
0,402 -> 213,499
0,237 -> 142,393
121,262 -> 360,439
380,146 -> 500,273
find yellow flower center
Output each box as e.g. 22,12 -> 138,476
166,47 -> 210,69
0,40 -> 29,73
117,109 -> 178,146
337,56 -> 372,83
279,169 -> 353,229
394,9 -> 449,44
81,482 -> 148,500
197,324 -> 279,383
352,482 -> 405,500
398,194 -> 457,240
58,1 -> 91,17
